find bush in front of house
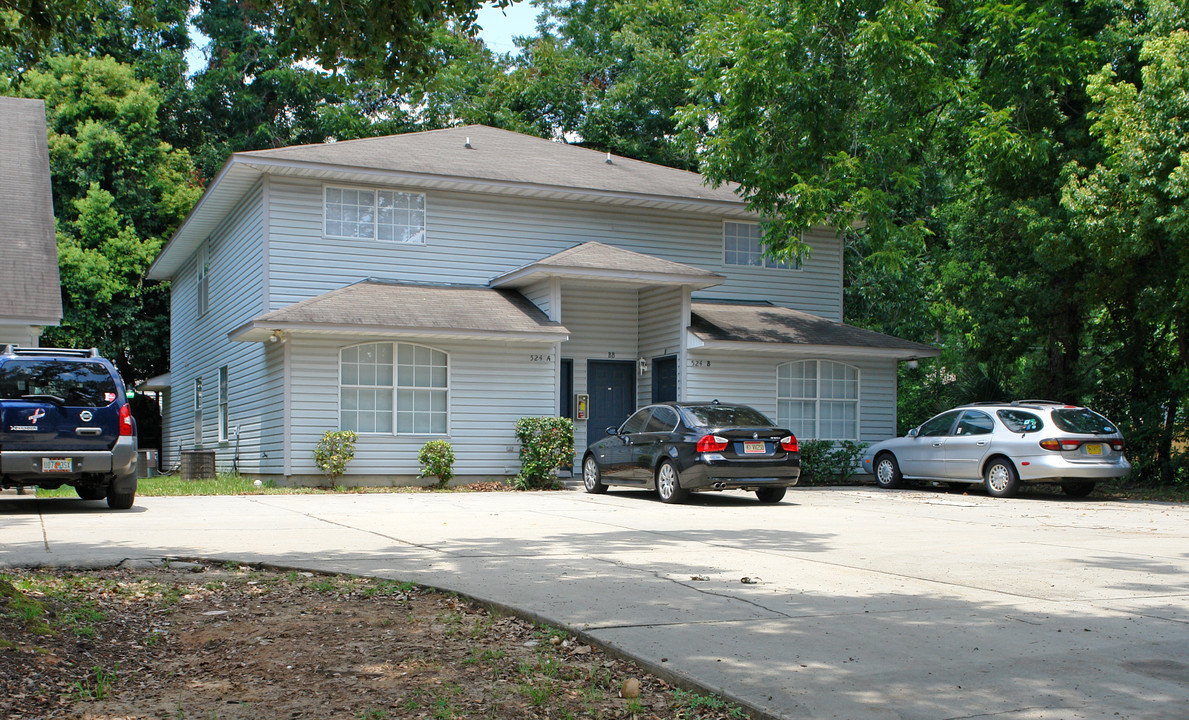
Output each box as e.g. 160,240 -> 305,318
796,439 -> 867,484
514,416 -> 574,490
313,430 -> 358,488
418,440 -> 456,489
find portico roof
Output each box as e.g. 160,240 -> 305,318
230,281 -> 569,343
689,301 -> 939,360
490,241 -> 724,290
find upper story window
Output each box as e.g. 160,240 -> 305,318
723,221 -> 801,269
324,186 -> 426,244
197,242 -> 209,316
340,342 -> 448,435
777,360 -> 859,440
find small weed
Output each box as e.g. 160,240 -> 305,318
307,578 -> 337,593
626,697 -> 645,714
357,710 -> 388,720
68,664 -> 117,700
222,561 -> 240,571
480,648 -> 505,663
672,688 -> 747,717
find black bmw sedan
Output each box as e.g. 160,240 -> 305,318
581,401 -> 801,504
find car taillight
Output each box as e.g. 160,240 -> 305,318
119,404 -> 134,436
1110,440 -> 1125,452
1040,438 -> 1081,451
780,435 -> 799,452
696,435 -> 729,453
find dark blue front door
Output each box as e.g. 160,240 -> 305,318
651,356 -> 677,403
587,360 -> 635,446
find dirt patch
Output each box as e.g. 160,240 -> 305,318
0,562 -> 751,719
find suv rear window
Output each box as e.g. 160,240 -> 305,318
0,360 -> 119,406
1051,408 -> 1117,435
683,405 -> 774,428
997,410 -> 1043,433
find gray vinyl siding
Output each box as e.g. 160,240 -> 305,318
164,182 -> 282,473
684,352 -> 897,442
637,286 -> 682,407
520,278 -> 554,318
559,282 -> 639,453
265,178 -> 842,319
286,336 -> 555,479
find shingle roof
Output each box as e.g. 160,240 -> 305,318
490,241 -> 724,289
690,301 -> 938,356
0,97 -> 61,325
239,125 -> 741,205
230,282 -> 568,342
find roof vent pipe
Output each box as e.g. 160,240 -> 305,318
605,152 -> 613,164
464,137 -> 472,149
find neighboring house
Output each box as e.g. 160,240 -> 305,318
0,97 -> 62,346
147,125 -> 937,483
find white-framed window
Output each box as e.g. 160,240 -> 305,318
777,360 -> 859,440
324,185 -> 426,244
197,242 -> 209,315
723,221 -> 801,269
217,366 -> 229,442
340,342 -> 448,434
193,376 -> 203,446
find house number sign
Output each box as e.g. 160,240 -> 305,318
529,354 -> 553,362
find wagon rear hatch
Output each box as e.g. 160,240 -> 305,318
0,359 -> 121,452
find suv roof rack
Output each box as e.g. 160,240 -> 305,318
2,345 -> 100,358
1011,399 -> 1067,406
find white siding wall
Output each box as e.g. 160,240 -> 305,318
0,324 -> 43,347
286,335 -> 555,482
558,282 -> 639,452
165,182 -> 283,474
684,351 -> 898,442
636,286 -> 683,406
265,178 -> 842,319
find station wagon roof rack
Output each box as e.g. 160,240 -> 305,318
1,345 -> 100,358
1011,399 -> 1068,406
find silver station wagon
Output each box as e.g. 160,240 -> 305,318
862,401 -> 1131,498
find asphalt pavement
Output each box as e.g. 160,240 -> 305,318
1,486 -> 1186,720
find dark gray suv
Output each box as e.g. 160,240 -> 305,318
0,346 -> 138,508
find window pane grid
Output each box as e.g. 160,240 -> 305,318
341,342 -> 448,435
777,361 -> 859,440
326,186 -> 425,243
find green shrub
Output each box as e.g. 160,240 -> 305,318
513,417 -> 574,490
313,430 -> 358,488
797,439 -> 867,484
418,440 -> 456,489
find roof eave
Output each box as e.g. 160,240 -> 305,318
148,156 -> 259,280
687,332 -> 940,360
229,319 -> 570,344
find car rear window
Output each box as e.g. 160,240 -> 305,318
997,410 -> 1043,433
0,360 -> 118,406
1051,408 -> 1117,435
682,405 -> 774,428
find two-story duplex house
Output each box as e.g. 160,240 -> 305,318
147,125 -> 936,484
0,97 -> 62,346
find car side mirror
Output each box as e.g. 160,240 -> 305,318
907,428 -> 919,438
606,427 -> 619,436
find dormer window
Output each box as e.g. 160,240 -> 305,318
324,185 -> 426,244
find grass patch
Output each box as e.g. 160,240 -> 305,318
34,473 -> 513,498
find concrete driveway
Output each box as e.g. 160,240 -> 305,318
1,486 -> 1186,719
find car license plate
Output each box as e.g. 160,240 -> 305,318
42,458 -> 72,472
1085,443 -> 1102,456
742,441 -> 766,454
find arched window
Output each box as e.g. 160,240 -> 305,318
340,342 -> 448,434
777,360 -> 859,440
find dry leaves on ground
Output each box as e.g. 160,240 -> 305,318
0,562 -> 751,719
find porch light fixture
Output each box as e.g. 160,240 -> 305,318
638,357 -> 648,375
269,329 -> 285,343
906,359 -> 919,370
